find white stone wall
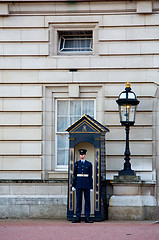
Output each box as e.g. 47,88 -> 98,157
0,1 -> 158,190
0,181 -> 67,218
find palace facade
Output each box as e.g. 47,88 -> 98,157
0,0 -> 158,219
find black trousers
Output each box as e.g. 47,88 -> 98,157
76,188 -> 90,219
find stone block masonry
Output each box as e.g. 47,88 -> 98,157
0,180 -> 67,219
0,195 -> 67,219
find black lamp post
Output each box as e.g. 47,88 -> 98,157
116,82 -> 139,175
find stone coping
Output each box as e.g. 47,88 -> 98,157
111,175 -> 156,185
0,178 -> 155,185
1,0 -> 140,2
0,195 -> 67,198
0,179 -> 112,183
0,179 -> 68,183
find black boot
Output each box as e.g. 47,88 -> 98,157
72,218 -> 81,223
85,218 -> 93,223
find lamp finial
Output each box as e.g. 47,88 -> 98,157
126,81 -> 131,88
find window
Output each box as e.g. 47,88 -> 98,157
58,31 -> 93,53
55,100 -> 95,168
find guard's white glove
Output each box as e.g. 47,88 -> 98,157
72,187 -> 76,191
90,189 -> 93,192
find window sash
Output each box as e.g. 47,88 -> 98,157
55,99 -> 95,168
58,31 -> 93,53
59,36 -> 92,52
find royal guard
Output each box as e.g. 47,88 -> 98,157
72,149 -> 93,223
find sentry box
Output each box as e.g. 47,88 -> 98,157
66,114 -> 109,221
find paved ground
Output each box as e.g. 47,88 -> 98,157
0,219 -> 159,240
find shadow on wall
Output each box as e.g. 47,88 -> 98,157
154,87 -> 159,222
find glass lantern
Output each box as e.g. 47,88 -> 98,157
116,82 -> 139,126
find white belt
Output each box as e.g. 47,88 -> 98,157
77,174 -> 89,177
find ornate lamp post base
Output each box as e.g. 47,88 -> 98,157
119,169 -> 136,176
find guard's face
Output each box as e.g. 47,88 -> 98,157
80,154 -> 86,160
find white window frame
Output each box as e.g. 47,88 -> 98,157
55,99 -> 96,170
58,31 -> 93,54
